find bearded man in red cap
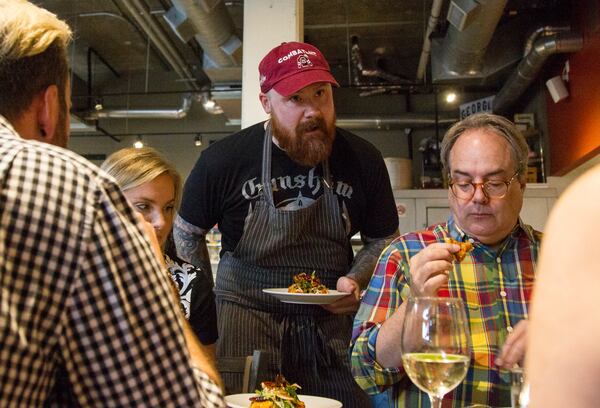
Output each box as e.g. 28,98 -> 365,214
175,41 -> 399,407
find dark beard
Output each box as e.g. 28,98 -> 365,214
271,113 -> 336,167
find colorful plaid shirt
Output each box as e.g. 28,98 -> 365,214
350,216 -> 541,407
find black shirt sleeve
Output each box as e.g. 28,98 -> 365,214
188,267 -> 218,345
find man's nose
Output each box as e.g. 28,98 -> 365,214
304,99 -> 322,117
471,183 -> 489,203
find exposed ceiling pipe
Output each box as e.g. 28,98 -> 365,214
440,0 -> 508,76
416,0 -> 444,81
493,31 -> 583,114
523,25 -> 571,56
166,0 -> 242,68
116,0 -> 200,90
350,36 -> 412,86
84,94 -> 193,120
336,114 -> 458,129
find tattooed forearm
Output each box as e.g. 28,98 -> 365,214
173,214 -> 212,275
347,230 -> 399,289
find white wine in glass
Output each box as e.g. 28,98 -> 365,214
400,297 -> 471,408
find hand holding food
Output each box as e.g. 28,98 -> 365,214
409,243 -> 459,297
249,374 -> 305,408
443,237 -> 474,262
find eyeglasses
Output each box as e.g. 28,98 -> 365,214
449,172 -> 519,200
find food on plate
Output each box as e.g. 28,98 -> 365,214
444,237 -> 474,262
249,374 -> 305,408
287,271 -> 328,294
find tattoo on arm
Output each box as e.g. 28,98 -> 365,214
173,214 -> 212,275
347,230 -> 400,289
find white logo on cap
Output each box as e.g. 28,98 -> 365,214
277,49 -> 317,64
297,54 -> 313,69
260,74 -> 266,85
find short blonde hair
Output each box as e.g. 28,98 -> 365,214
0,0 -> 72,60
101,147 -> 183,211
0,0 -> 72,120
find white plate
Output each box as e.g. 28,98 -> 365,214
262,288 -> 350,305
225,393 -> 342,408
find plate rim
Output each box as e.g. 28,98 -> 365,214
262,288 -> 349,297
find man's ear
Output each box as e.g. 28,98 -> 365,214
259,92 -> 271,114
37,85 -> 60,143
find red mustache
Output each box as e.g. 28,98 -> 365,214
297,117 -> 327,135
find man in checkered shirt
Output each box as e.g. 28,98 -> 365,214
0,1 -> 225,406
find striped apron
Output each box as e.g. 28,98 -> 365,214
215,123 -> 370,407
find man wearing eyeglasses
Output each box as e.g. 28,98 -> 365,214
350,113 -> 542,407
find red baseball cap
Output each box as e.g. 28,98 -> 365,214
259,41 -> 339,96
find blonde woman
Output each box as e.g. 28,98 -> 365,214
102,147 -> 218,353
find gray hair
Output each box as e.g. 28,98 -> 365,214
440,113 -> 529,176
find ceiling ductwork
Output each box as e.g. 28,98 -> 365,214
84,94 -> 193,120
116,0 -> 202,90
416,0 -> 444,81
336,114 -> 458,129
493,30 -> 583,113
165,0 -> 242,84
431,0 -> 508,82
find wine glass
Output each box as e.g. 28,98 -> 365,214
400,296 -> 471,408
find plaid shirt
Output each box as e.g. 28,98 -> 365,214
350,216 -> 541,407
0,116 -> 224,407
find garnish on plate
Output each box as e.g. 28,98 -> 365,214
287,271 -> 328,294
249,374 -> 305,408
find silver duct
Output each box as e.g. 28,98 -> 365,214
523,26 -> 571,57
85,94 -> 193,120
416,0 -> 444,81
437,0 -> 508,78
493,31 -> 583,113
166,0 -> 242,68
336,114 -> 458,129
116,0 -> 200,90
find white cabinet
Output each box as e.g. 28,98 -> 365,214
394,185 -> 558,233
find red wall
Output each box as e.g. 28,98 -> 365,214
547,4 -> 600,176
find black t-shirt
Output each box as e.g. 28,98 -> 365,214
180,122 -> 399,254
164,243 -> 218,345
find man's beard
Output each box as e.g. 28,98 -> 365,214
271,112 -> 336,167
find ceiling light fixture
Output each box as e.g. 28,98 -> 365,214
133,136 -> 144,149
194,134 -> 203,147
200,92 -> 224,115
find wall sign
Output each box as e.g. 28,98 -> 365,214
460,95 -> 495,119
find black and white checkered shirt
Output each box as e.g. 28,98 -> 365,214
0,116 -> 225,407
